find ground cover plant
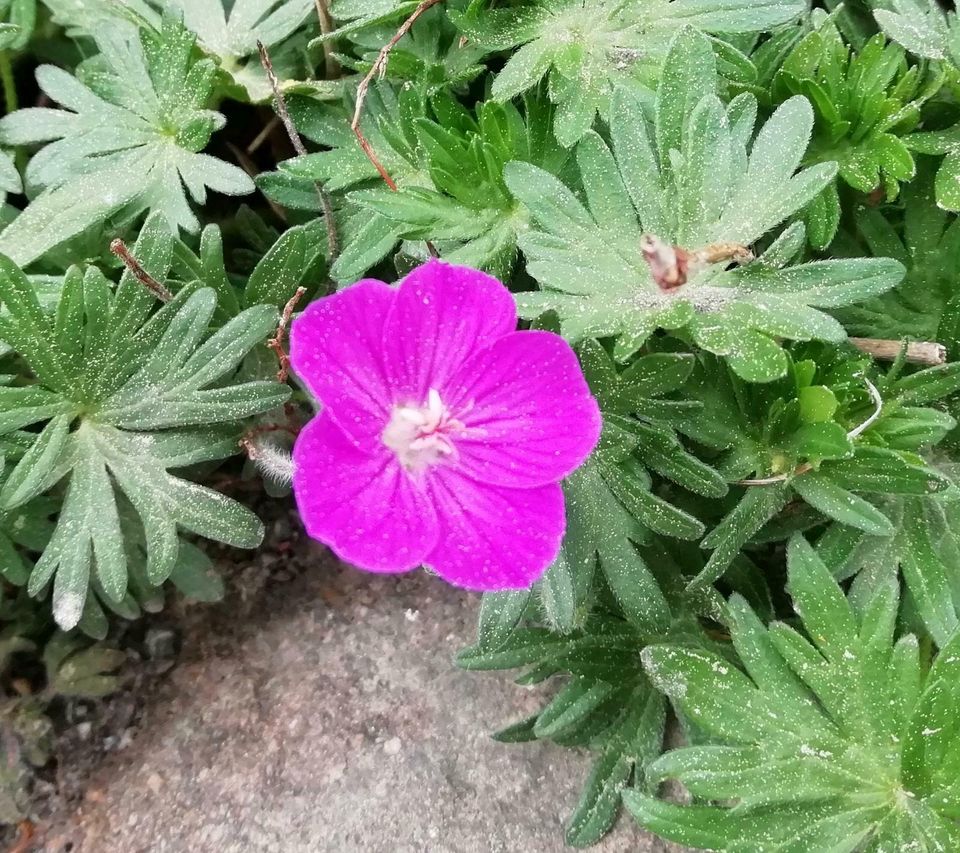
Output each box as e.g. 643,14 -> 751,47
0,0 -> 960,849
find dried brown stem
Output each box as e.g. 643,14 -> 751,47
350,0 -> 444,193
737,377 -> 883,486
314,0 -> 341,78
696,242 -> 754,266
257,41 -> 307,158
849,337 -> 946,366
110,239 -> 173,302
257,40 -> 340,261
267,286 -> 307,384
640,235 -> 753,291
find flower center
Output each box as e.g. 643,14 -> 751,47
382,388 -> 465,474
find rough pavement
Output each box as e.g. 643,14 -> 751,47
41,516 -> 678,853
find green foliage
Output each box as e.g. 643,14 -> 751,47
0,14 -> 253,266
2,0 -> 960,846
836,166 -> 960,340
627,536 -> 960,851
0,215 -> 288,632
510,28 -> 903,380
350,89 -> 568,278
870,0 -> 960,65
277,82 -> 431,281
344,4 -> 487,93
771,21 -> 941,239
451,0 -> 806,145
459,615 -> 670,847
167,0 -> 316,101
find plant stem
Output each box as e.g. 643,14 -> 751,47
314,0 -> 341,79
257,40 -> 340,261
848,337 -> 946,366
110,239 -> 173,302
0,52 -> 16,114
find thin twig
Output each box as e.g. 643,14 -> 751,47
314,0 -> 341,78
228,141 -> 287,223
350,0 -> 444,193
257,40 -> 340,261
347,0 -> 444,257
110,239 -> 173,302
247,115 -> 280,155
849,337 -> 946,366
257,41 -> 308,157
737,377 -> 884,486
267,286 -> 307,384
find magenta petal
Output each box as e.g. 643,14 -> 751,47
448,331 -> 601,488
425,472 -> 565,590
292,414 -> 439,573
289,280 -> 395,440
382,259 -> 517,403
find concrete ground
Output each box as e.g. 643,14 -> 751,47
38,506 -> 677,853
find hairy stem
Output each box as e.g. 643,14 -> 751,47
267,286 -> 307,384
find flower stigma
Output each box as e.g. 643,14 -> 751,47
382,388 -> 466,473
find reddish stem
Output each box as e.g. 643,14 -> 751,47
110,239 -> 173,302
350,0 -> 444,192
267,286 -> 307,384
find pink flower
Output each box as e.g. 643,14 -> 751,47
289,260 -> 602,590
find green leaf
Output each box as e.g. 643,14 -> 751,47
786,535 -> 858,663
798,385 -> 838,423
822,448 -> 950,495
893,363 -> 960,406
631,423 -> 728,498
693,486 -> 790,589
476,590 -> 530,652
784,422 -> 853,462
793,473 -> 894,536
874,5 -> 948,60
0,415 -> 70,511
539,550 -> 577,634
0,17 -> 253,265
244,227 -> 307,309
534,679 -> 617,739
897,501 -> 960,647
655,27 -> 718,167
456,628 -> 565,671
603,460 -> 705,541
565,687 -> 665,847
564,461 -> 672,634
903,630 -> 960,795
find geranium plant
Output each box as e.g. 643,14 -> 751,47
0,1 -> 959,849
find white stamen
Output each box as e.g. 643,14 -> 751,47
382,388 -> 466,473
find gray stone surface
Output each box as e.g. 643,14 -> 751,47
45,524 -> 675,853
